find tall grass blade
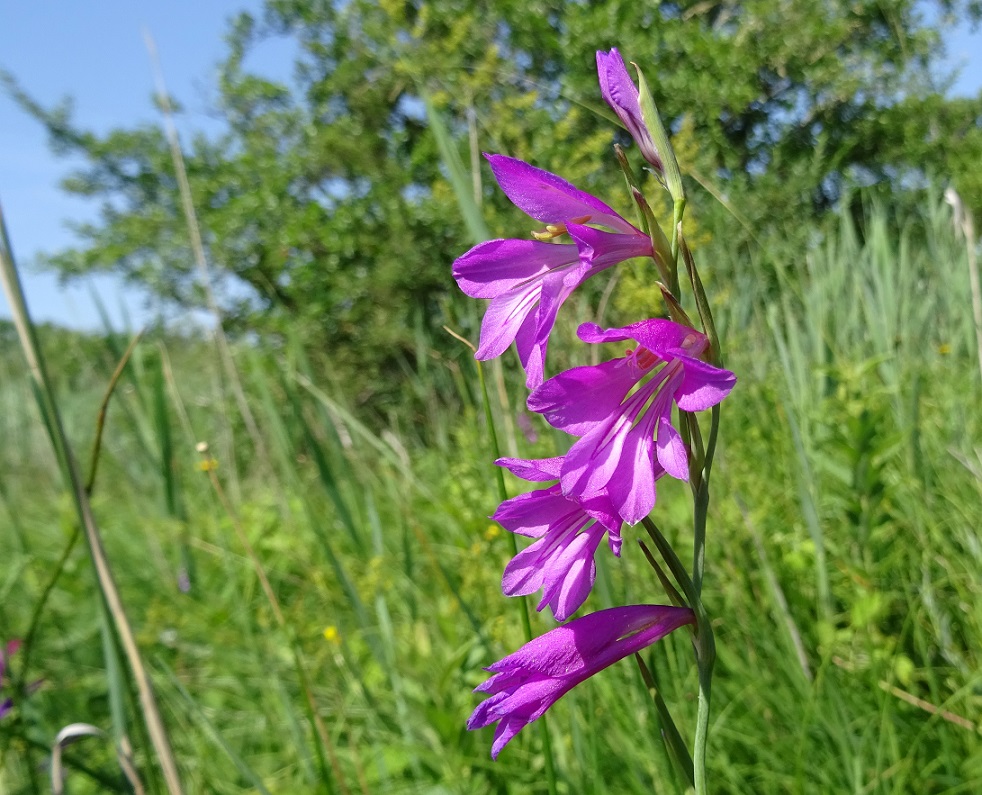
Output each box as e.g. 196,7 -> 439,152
0,204 -> 185,793
157,658 -> 274,795
422,92 -> 491,246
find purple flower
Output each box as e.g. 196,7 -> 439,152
453,154 -> 652,388
528,319 -> 736,524
597,48 -> 663,172
467,604 -> 695,758
494,457 -> 623,621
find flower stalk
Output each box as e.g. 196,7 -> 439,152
452,47 -> 735,794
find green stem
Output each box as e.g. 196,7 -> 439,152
690,404 -> 721,794
692,628 -> 715,795
669,198 -> 687,299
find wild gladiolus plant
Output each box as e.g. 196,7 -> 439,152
452,48 -> 734,793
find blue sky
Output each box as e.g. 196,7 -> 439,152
1,3 -> 981,331
0,0 -> 283,331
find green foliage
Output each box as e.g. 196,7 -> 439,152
6,0 -> 982,417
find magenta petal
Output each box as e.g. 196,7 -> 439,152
493,605 -> 694,677
453,238 -> 579,298
560,416 -> 631,502
559,376 -> 660,503
471,676 -> 567,759
674,358 -> 737,411
656,417 -> 689,482
515,269 -> 585,389
634,319 -> 703,354
605,412 -> 659,524
596,49 -> 663,171
496,457 -> 564,482
475,281 -> 542,361
487,716 -> 524,760
576,321 -> 637,346
497,498 -> 601,618
579,491 -> 622,536
648,371 -> 690,481
493,486 -> 577,539
492,459 -> 623,619
528,359 -> 637,435
606,526 -> 623,556
503,523 -> 600,619
468,605 -> 696,758
485,154 -> 636,233
526,316 -> 735,525
539,536 -> 601,621
597,50 -> 639,120
502,543 -> 548,596
566,223 -> 652,269
454,165 -> 654,386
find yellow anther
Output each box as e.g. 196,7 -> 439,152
531,223 -> 568,241
530,215 -> 593,241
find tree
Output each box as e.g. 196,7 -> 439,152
6,0 -> 982,412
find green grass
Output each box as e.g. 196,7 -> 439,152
1,194 -> 980,794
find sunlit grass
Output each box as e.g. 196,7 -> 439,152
1,195 -> 980,793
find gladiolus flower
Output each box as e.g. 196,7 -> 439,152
596,48 -> 663,172
453,154 -> 652,388
467,604 -> 695,758
528,319 -> 736,524
494,456 -> 622,621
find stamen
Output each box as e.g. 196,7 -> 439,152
531,224 -> 568,241
529,215 -> 593,241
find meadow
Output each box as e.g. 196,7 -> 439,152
1,188 -> 980,794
